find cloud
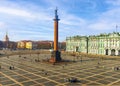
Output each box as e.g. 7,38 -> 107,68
88,21 -> 111,30
0,22 -> 5,26
60,14 -> 86,26
0,6 -> 52,22
0,0 -> 120,41
101,8 -> 120,21
0,22 -> 6,28
10,31 -> 53,41
106,0 -> 120,6
0,7 -> 35,18
87,5 -> 120,32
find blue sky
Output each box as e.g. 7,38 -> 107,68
0,0 -> 120,42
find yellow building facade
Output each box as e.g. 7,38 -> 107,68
17,41 -> 37,49
17,41 -> 26,49
26,42 -> 32,49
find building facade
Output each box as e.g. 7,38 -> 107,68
66,36 -> 88,53
17,40 -> 37,50
17,41 -> 26,49
26,41 -> 37,49
66,32 -> 120,56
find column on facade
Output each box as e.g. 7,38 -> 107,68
115,49 -> 118,56
108,49 -> 111,55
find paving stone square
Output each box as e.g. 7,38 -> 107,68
0,80 -> 15,85
1,50 -> 120,86
21,81 -> 38,85
97,79 -> 111,84
35,78 -> 49,83
43,81 -> 58,86
112,81 -> 120,85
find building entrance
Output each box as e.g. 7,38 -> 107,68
111,49 -> 115,56
105,49 -> 108,55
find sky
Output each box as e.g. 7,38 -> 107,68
0,0 -> 120,42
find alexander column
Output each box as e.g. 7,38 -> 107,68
49,8 -> 62,63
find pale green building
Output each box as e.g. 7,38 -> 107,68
66,35 -> 88,53
66,32 -> 120,56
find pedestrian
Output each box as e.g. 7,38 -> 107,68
45,72 -> 47,75
9,66 -> 12,70
116,67 -> 119,70
41,69 -> 44,72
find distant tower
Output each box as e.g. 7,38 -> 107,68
49,8 -> 62,63
4,31 -> 9,48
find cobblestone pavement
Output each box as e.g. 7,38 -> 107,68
0,52 -> 120,86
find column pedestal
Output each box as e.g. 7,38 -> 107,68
49,51 -> 61,63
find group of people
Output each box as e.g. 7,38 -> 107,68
64,77 -> 79,83
41,69 -> 48,75
0,65 -> 14,70
9,66 -> 14,70
35,59 -> 40,62
114,66 -> 120,71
